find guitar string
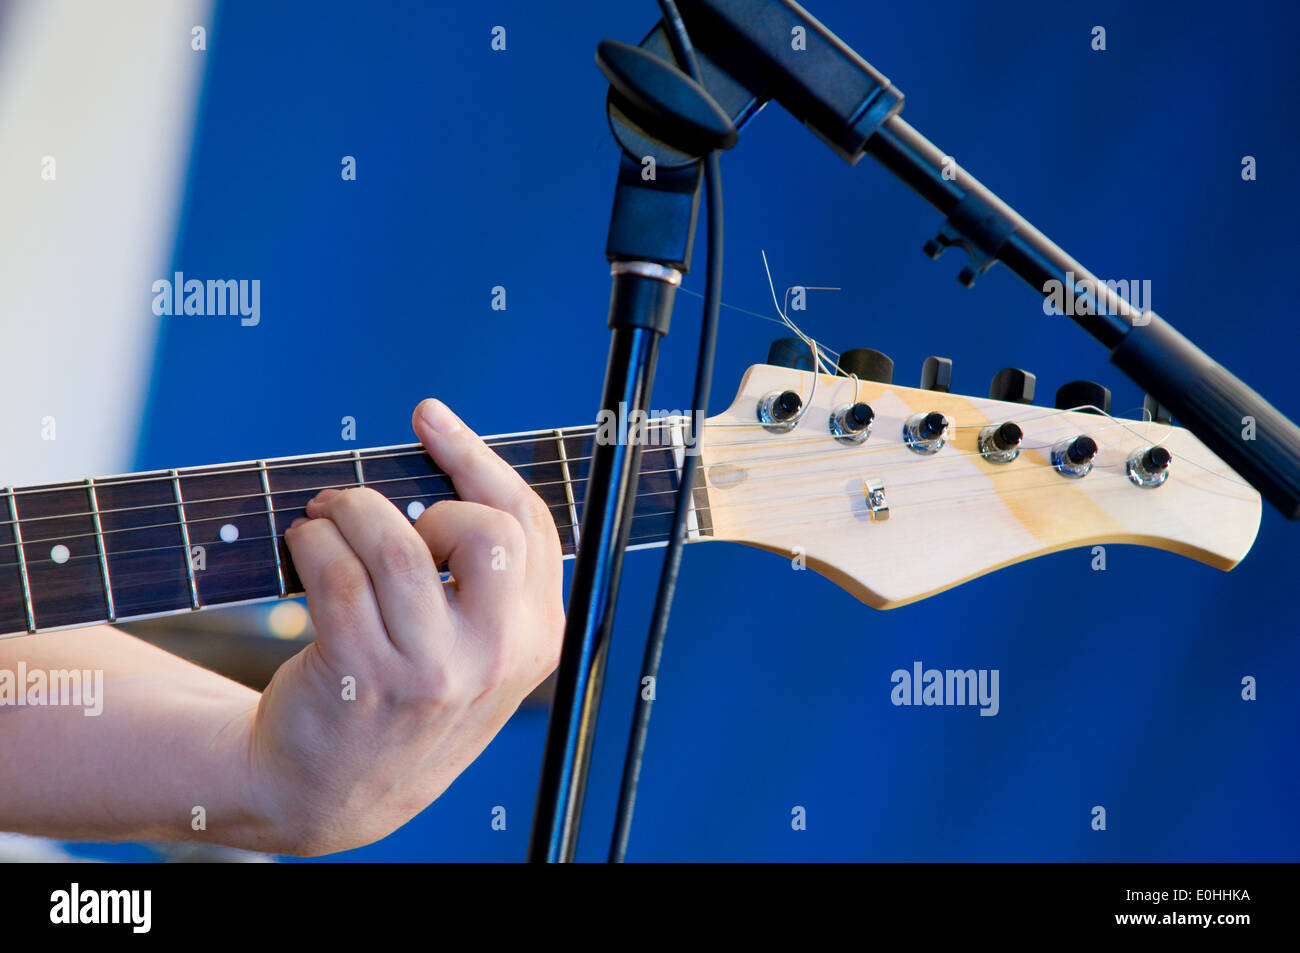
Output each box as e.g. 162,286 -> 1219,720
0,245 -> 1174,524
3,269 -> 1206,619
0,401 -> 1240,534
2,405 -> 1227,549
0,390 -> 1165,505
0,461 -> 1244,642
0,474 -> 1146,586
0,452 -> 1255,577
0,411 -> 1249,551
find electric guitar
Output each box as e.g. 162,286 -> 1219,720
0,363 -> 1261,638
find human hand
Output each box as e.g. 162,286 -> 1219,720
248,399 -> 565,855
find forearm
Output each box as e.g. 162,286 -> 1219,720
0,401 -> 566,858
0,625 -> 276,851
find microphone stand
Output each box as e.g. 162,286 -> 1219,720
530,0 -> 1300,863
527,157 -> 715,860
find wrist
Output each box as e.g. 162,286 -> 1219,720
187,700 -> 292,854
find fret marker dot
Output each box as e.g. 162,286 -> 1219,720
407,501 -> 426,521
219,523 -> 239,543
50,544 -> 70,565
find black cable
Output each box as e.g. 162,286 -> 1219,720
609,0 -> 723,863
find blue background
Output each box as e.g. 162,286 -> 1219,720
110,0 -> 1300,860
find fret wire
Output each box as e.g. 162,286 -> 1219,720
171,469 -> 201,610
259,460 -> 287,598
352,449 -> 365,488
553,429 -> 581,553
85,478 -> 116,622
668,418 -> 701,542
5,487 -> 36,633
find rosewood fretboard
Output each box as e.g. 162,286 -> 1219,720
0,425 -> 712,638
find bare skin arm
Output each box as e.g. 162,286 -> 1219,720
0,399 -> 565,856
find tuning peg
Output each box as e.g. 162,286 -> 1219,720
989,367 -> 1036,404
1143,394 -> 1172,425
1051,434 -> 1098,477
920,356 -> 952,392
838,348 -> 893,384
766,337 -> 814,371
1055,380 -> 1111,416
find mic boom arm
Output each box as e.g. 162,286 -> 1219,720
617,0 -> 1300,519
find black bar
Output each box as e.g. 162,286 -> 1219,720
665,0 -> 1300,517
528,275 -> 674,862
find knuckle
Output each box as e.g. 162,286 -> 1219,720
414,498 -> 454,530
518,489 -> 553,532
507,485 -> 559,544
496,510 -> 528,551
404,665 -> 456,709
375,537 -> 431,581
467,511 -> 525,565
473,639 -> 514,695
316,556 -> 370,607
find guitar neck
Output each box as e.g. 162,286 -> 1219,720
0,422 -> 712,639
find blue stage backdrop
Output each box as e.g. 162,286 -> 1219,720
113,0 -> 1299,860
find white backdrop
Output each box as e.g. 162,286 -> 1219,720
0,0 -> 211,487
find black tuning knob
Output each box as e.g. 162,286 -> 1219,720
830,401 -> 875,443
903,411 -> 949,454
919,412 -> 948,440
845,402 -> 875,432
978,421 -> 1023,463
770,390 -> 802,423
989,367 -> 1036,404
756,388 -> 804,432
838,348 -> 893,384
1142,446 -> 1172,471
1126,444 -> 1172,487
920,356 -> 952,392
1065,435 -> 1098,465
766,337 -> 814,371
1051,434 -> 1098,477
1055,380 -> 1112,415
986,422 -> 1022,452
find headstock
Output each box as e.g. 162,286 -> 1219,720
698,363 -> 1261,608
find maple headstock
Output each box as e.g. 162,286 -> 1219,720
697,364 -> 1261,608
